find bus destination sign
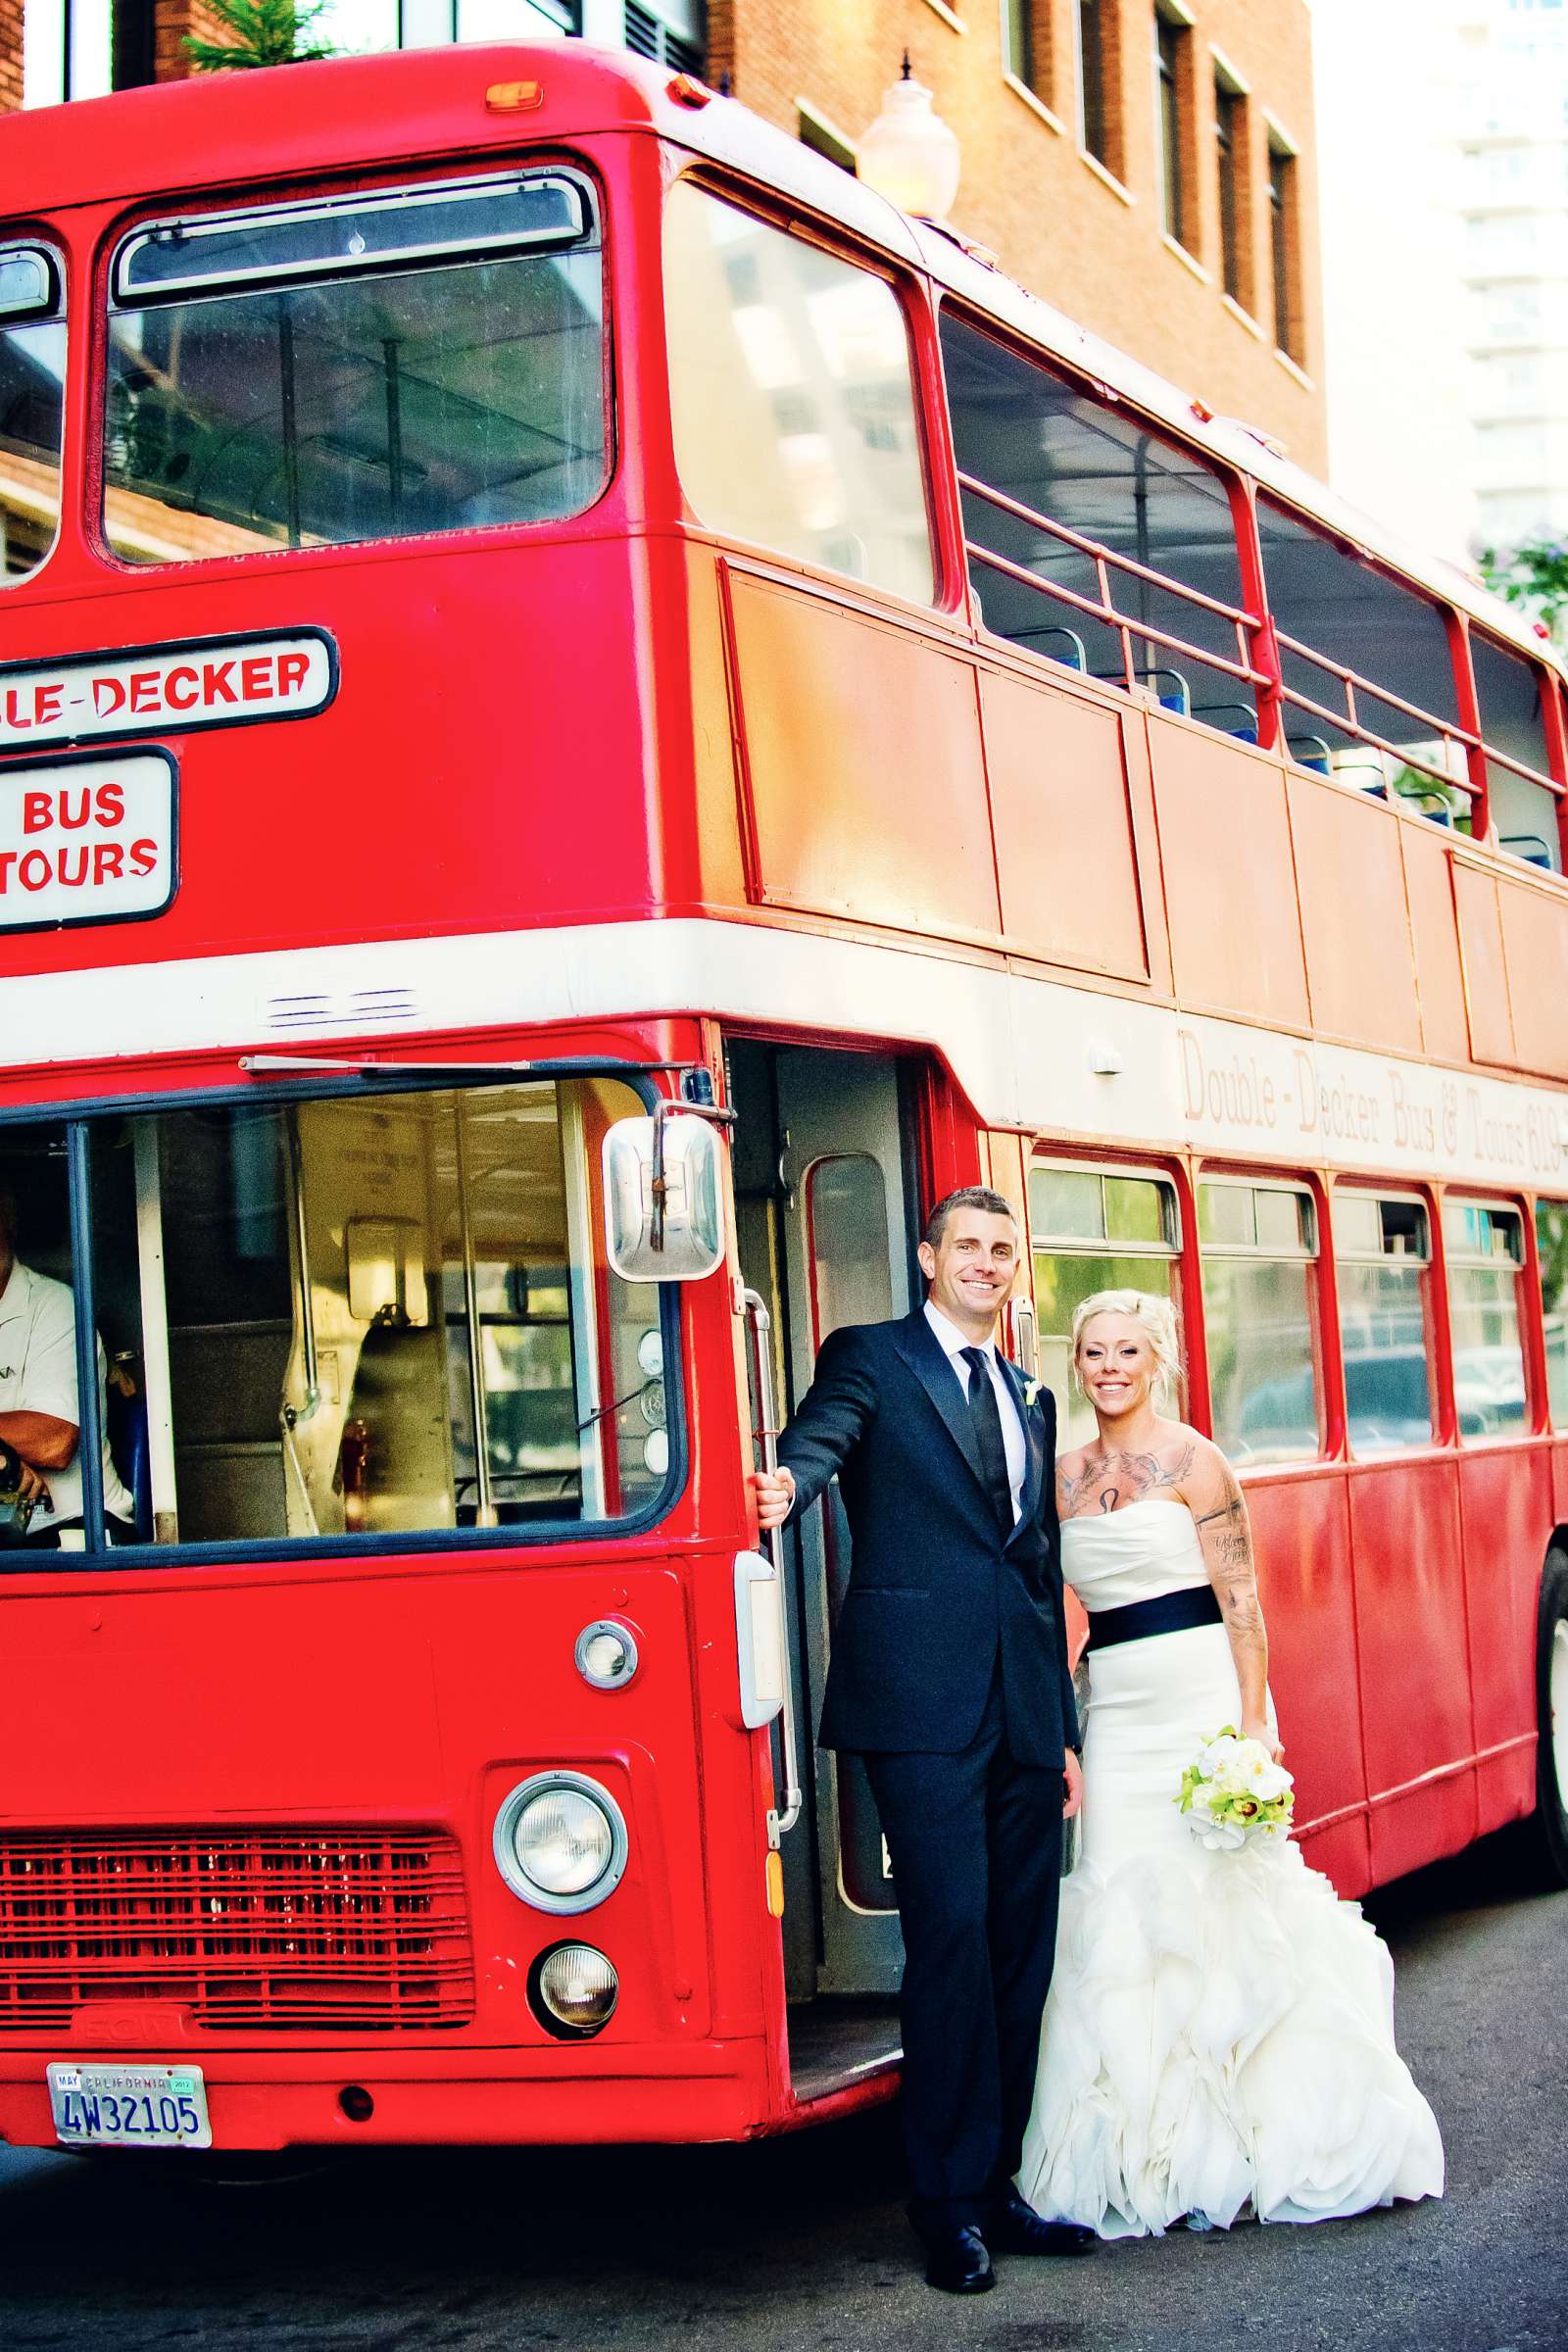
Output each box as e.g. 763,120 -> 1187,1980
0,629 -> 336,757
0,750 -> 176,933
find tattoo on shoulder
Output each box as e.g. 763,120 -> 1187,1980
1057,1439 -> 1196,1518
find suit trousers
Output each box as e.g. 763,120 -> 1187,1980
863,1661 -> 1064,2227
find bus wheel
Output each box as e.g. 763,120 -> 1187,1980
1527,1544 -> 1568,1887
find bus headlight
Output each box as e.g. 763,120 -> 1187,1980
493,1772 -> 628,1914
529,1941 -> 619,2037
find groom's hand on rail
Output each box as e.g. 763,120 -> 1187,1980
752,1466 -> 796,1530
1063,1750 -> 1084,1820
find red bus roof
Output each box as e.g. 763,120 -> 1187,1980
1,37 -> 1552,672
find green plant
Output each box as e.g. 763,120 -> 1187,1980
184,0 -> 338,71
1477,535 -> 1568,642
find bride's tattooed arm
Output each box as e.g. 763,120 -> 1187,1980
1188,1449 -> 1282,1760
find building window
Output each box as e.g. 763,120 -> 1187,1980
1154,6 -> 1191,250
1004,0 -> 1053,104
1199,1179 -> 1322,1464
1214,67 -> 1250,309
1077,0 -> 1114,170
1334,1195 -> 1437,1457
1268,129 -> 1303,362
622,0 -> 703,74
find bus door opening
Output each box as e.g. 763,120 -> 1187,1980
726,1042 -> 918,2055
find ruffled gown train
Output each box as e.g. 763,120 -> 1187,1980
1018,1498 -> 1445,2238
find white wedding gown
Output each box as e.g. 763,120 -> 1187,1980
1018,1498 -> 1445,2237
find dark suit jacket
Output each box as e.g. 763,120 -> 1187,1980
777,1307 -> 1079,1768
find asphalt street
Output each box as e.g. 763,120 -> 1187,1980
0,1832 -> 1562,2352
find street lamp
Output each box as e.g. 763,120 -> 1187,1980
856,53 -> 961,220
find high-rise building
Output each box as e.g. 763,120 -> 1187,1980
0,0 -> 1326,471
1457,0 -> 1568,553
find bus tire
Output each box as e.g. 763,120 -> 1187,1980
1526,1544 -> 1568,1887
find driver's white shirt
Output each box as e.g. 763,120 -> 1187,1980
0,1260 -> 134,1526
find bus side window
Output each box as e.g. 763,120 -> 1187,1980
1199,1178 -> 1322,1464
1255,497 -> 1470,821
91,1079 -> 669,1549
0,246 -> 66,586
1445,1199 -> 1529,1440
1027,1163 -> 1183,1447
662,177 -> 935,607
939,311 -> 1256,740
1538,1199 -> 1568,1429
1333,1193 -> 1437,1458
1470,633 -> 1563,873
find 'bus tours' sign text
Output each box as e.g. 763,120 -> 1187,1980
0,751 -> 176,932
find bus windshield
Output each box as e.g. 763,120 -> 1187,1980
103,172 -> 607,563
0,1076 -> 671,1556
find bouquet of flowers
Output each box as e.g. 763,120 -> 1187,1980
1175,1727 -> 1295,1851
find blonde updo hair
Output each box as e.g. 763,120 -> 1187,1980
1071,1289 -> 1182,1400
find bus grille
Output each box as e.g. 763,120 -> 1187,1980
0,1831 -> 475,2033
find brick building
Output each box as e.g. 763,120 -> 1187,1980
0,0 -> 1324,469
710,1 -> 1325,474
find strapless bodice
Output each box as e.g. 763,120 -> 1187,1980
1059,1497 -> 1207,1611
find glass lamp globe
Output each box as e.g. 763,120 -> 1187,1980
857,58 -> 961,220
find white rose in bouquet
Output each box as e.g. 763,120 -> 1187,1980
1176,1727 -> 1295,1850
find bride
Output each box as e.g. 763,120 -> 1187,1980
1018,1290 -> 1444,2238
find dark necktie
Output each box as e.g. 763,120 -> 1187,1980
958,1347 -> 1013,1534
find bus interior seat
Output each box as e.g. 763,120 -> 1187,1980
1191,698 -> 1258,742
1094,664 -> 1191,715
1501,832 -> 1556,871
1012,622 -> 1087,671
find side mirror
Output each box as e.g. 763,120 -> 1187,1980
602,1110 -> 726,1282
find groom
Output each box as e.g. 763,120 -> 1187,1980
752,1188 -> 1088,2293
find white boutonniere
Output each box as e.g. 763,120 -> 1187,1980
1022,1378 -> 1043,1409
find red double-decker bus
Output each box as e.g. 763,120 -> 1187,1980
0,41 -> 1564,2160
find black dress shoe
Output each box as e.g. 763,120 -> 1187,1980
986,2193 -> 1096,2256
922,2222 -> 995,2293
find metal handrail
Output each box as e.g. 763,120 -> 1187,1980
966,543 -> 1266,691
743,1288 -> 802,1840
956,468 -> 1262,631
956,466 -> 1564,811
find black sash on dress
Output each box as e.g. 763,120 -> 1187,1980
1085,1583 -> 1223,1650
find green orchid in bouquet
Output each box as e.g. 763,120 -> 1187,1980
1176,1726 -> 1295,1852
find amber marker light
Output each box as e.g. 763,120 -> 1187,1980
765,1851 -> 785,1917
667,74 -> 712,107
485,80 -> 543,113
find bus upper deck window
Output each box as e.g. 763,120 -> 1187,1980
940,312 -> 1256,739
103,172 -> 608,564
1470,631 -> 1562,873
663,178 -> 935,606
0,245 -> 66,587
1255,496 -> 1470,820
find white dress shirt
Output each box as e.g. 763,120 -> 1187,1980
923,1300 -> 1027,1525
0,1260 -> 134,1527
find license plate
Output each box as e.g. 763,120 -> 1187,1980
47,2062 -> 212,2150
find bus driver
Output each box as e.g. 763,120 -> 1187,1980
0,1183 -> 135,1545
